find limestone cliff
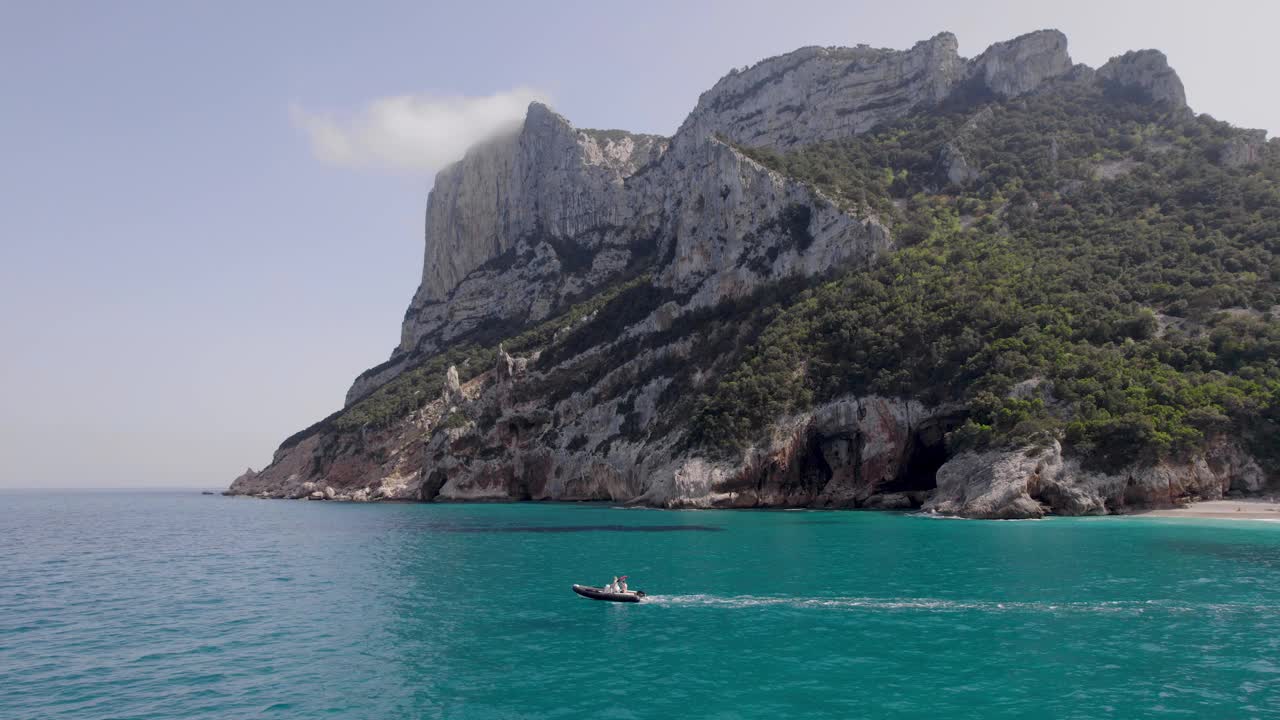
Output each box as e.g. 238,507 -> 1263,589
1096,49 -> 1188,110
671,30 -> 1073,155
346,106 -> 667,405
347,29 -> 1081,407
230,30 -> 1276,517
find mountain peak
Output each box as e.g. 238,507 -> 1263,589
672,30 -> 1082,155
971,29 -> 1072,98
1097,49 -> 1188,110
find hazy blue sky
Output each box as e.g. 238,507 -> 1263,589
2,0 -> 1276,488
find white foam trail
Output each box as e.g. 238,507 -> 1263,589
641,595 -> 1267,615
909,512 -> 1042,522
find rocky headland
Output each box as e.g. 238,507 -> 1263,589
229,30 -> 1277,518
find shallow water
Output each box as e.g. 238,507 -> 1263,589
2,492 -> 1278,718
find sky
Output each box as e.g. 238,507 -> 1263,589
1,0 -> 1277,489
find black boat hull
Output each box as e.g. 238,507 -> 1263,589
572,584 -> 645,603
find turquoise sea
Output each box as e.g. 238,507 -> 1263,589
2,492 -> 1278,719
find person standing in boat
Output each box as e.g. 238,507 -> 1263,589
605,576 -> 619,592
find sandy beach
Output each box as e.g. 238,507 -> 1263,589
1140,497 -> 1280,521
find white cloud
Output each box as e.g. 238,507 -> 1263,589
291,87 -> 550,172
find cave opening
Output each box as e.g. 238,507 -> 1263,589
802,433 -> 837,488
743,418 -> 960,506
880,426 -> 951,493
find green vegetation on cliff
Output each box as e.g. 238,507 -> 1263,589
693,84 -> 1280,471
329,276 -> 654,434
278,275 -> 656,450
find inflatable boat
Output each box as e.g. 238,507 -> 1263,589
572,584 -> 646,603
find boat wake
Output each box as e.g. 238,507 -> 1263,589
640,594 -> 1267,616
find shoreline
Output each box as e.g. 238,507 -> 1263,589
217,491 -> 1280,523
1134,498 -> 1280,521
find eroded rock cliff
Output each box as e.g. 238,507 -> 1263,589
925,439 -> 1266,519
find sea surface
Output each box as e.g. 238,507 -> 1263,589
2,492 -> 1279,719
